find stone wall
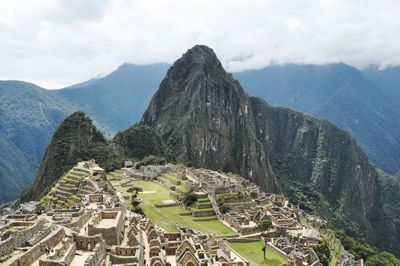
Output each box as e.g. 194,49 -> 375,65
39,243 -> 76,266
88,211 -> 124,245
39,227 -> 66,249
110,254 -> 138,265
114,246 -> 137,256
4,214 -> 37,221
266,242 -> 291,260
88,194 -> 103,203
226,201 -> 257,208
64,242 -> 77,265
28,224 -> 52,246
103,179 -> 117,195
84,240 -> 107,266
0,218 -> 45,257
67,210 -> 93,230
154,203 -> 179,208
192,210 -> 215,217
38,260 -> 66,266
8,244 -> 41,266
228,238 -> 260,243
48,209 -> 83,217
101,211 -> 118,219
8,228 -> 66,266
74,234 -> 103,251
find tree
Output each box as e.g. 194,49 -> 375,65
133,206 -> 145,216
261,237 -> 267,260
366,252 -> 400,266
261,246 -> 266,259
182,190 -> 197,207
219,204 -> 230,214
127,186 -> 143,193
258,219 -> 273,231
313,243 -> 331,266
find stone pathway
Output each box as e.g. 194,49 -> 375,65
70,251 -> 92,266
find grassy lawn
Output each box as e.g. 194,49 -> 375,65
160,173 -> 191,193
227,240 -> 287,266
108,172 -> 236,236
134,180 -> 234,236
142,205 -> 235,236
135,180 -> 175,204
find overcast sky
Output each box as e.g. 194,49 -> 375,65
1,0 -> 400,89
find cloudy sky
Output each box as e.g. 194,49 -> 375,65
1,0 -> 400,89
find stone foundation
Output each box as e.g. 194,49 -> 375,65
88,211 -> 124,245
8,227 -> 66,266
0,219 -> 45,257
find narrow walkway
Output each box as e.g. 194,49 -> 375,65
79,216 -> 91,235
70,251 -> 92,266
141,230 -> 150,264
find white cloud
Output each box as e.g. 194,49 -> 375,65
0,0 -> 400,88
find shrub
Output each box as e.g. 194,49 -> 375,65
219,204 -> 230,214
182,190 -> 197,207
366,252 -> 400,266
258,219 -> 273,231
313,243 -> 331,266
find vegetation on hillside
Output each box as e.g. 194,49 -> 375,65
21,112 -> 126,201
236,64 -> 400,175
113,125 -> 166,159
0,81 -> 74,202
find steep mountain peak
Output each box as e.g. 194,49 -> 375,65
141,45 -> 244,127
178,44 -> 221,66
163,45 -> 225,83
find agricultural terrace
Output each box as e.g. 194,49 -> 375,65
41,166 -> 96,208
107,170 -> 236,236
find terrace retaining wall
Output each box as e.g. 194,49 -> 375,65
192,210 -> 215,217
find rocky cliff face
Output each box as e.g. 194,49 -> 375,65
22,112 -> 122,201
141,45 -> 277,190
133,45 -> 396,253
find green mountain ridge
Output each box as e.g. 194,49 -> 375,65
21,111 -> 124,201
0,81 -> 74,202
0,64 -> 168,203
235,63 -> 400,175
57,63 -> 170,135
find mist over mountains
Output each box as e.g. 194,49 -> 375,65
0,58 -> 399,203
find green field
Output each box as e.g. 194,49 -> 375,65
227,240 -> 287,266
159,173 -> 191,193
108,171 -> 236,236
143,204 -> 234,235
